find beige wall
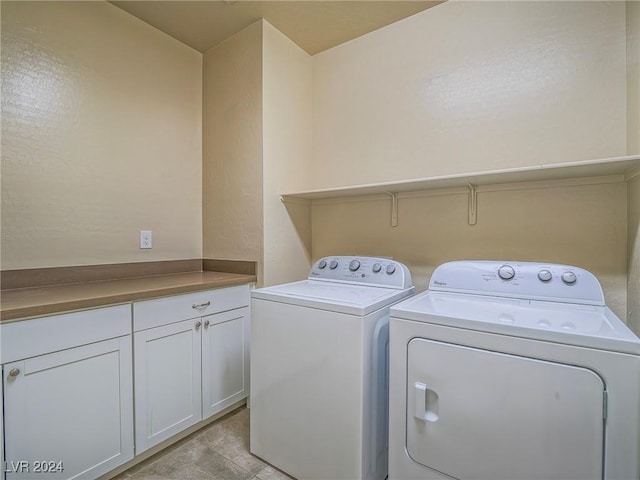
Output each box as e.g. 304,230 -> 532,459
307,1 -> 632,318
629,0 -> 640,155
262,21 -> 313,286
628,2 -> 640,334
313,181 -> 628,319
629,176 -> 640,334
1,1 -> 202,270
2,0 -> 635,319
312,1 -> 627,189
202,20 -> 313,287
202,21 -> 264,282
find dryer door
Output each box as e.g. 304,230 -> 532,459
407,338 -> 605,480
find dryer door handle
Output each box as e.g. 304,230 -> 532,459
414,382 -> 439,423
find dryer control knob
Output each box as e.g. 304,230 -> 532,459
318,259 -> 327,269
329,260 -> 339,270
498,265 -> 515,280
386,264 -> 396,275
538,269 -> 552,282
349,260 -> 361,272
562,271 -> 577,284
372,263 -> 382,273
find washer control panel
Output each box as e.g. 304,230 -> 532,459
309,256 -> 412,289
429,260 -> 605,305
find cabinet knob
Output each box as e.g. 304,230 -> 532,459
8,368 -> 20,378
195,321 -> 202,330
204,320 -> 210,329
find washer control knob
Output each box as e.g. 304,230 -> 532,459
372,263 -> 382,273
562,271 -> 577,284
329,260 -> 339,270
498,265 -> 515,280
538,269 -> 552,282
318,259 -> 327,269
386,264 -> 396,275
349,260 -> 361,272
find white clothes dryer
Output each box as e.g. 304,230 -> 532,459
251,256 -> 414,480
389,260 -> 640,480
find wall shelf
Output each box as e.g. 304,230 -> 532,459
281,155 -> 640,226
282,155 -> 640,201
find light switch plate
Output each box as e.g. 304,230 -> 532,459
140,230 -> 152,249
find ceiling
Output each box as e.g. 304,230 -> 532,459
110,1 -> 444,55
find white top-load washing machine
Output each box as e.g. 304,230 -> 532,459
389,260 -> 640,480
251,256 -> 414,480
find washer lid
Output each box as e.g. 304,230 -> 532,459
391,290 -> 640,355
252,280 -> 415,316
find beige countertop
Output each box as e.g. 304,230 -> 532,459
0,271 -> 256,322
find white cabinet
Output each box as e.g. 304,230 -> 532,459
133,285 -> 250,453
0,282 -> 252,477
202,307 -> 249,418
133,318 -> 203,451
1,306 -> 133,480
1,381 -> 4,480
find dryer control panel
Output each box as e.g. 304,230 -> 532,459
309,256 -> 412,289
429,260 -> 605,305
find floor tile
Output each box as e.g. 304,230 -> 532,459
135,439 -> 253,480
114,407 -> 275,480
255,465 -> 295,480
198,408 -> 266,476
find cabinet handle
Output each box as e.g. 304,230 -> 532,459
192,301 -> 211,309
195,321 -> 202,330
204,320 -> 210,328
8,368 -> 20,378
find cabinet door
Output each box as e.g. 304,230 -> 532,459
3,337 -> 134,480
1,377 -> 4,480
134,318 -> 202,453
202,307 -> 249,419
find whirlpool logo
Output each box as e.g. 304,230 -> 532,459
433,280 -> 447,286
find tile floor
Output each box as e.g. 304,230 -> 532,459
114,407 -> 293,480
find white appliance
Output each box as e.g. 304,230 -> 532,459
389,260 -> 640,480
251,256 -> 414,480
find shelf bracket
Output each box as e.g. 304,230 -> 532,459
467,182 -> 477,225
385,192 -> 399,227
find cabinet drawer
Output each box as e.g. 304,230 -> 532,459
133,284 -> 250,332
0,305 -> 131,364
